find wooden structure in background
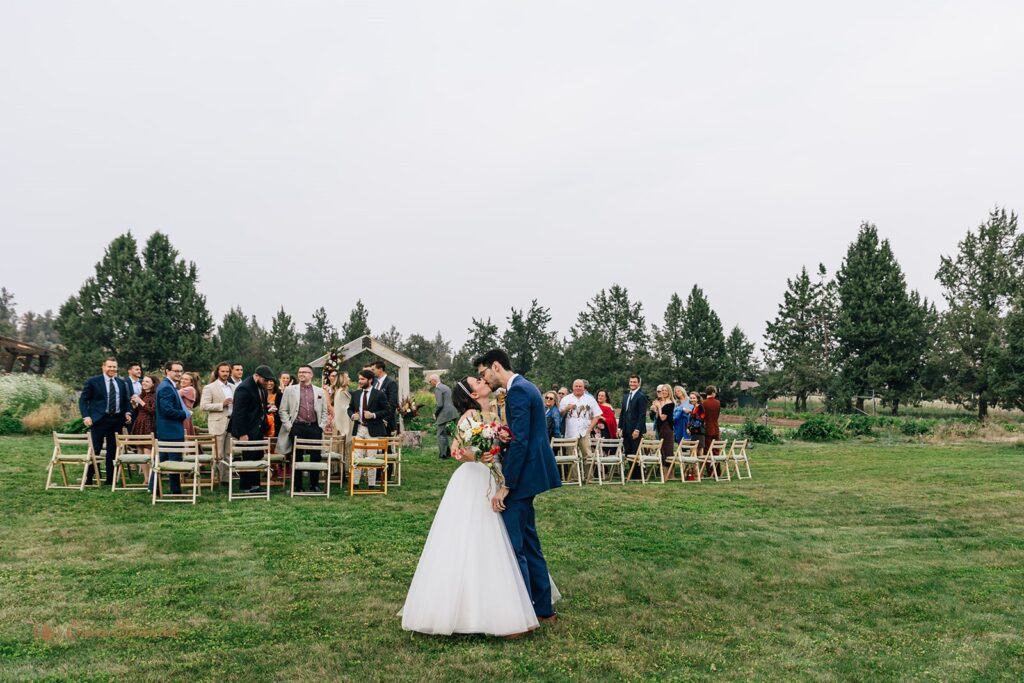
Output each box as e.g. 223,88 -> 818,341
0,335 -> 52,374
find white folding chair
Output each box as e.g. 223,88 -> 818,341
589,437 -> 625,485
626,438 -> 665,484
699,439 -> 731,481
386,436 -> 403,487
46,432 -> 101,491
184,433 -> 217,492
227,439 -> 272,501
290,437 -> 337,498
328,434 -> 348,488
112,433 -> 154,491
550,437 -> 584,486
152,440 -> 201,505
666,439 -> 701,482
728,439 -> 752,480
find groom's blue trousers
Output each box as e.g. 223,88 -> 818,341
502,496 -> 555,618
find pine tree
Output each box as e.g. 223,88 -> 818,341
563,285 -> 648,391
216,307 -> 252,369
267,307 -> 302,375
401,333 -> 434,366
720,325 -> 756,404
935,208 -> 1024,418
449,318 -> 501,379
341,300 -> 370,341
993,294 -> 1024,410
834,223 -> 928,415
428,332 -> 453,369
378,325 -> 403,350
652,293 -> 686,383
302,307 -> 339,358
501,300 -> 553,376
0,287 -> 17,337
673,285 -> 727,390
18,310 -> 60,348
763,265 -> 836,411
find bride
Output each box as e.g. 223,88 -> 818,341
400,375 -> 559,637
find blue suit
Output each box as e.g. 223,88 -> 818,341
153,378 -> 189,493
78,374 -> 132,485
501,374 -> 561,618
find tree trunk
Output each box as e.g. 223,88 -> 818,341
855,396 -> 865,413
795,393 -> 806,412
978,397 -> 988,420
890,398 -> 899,416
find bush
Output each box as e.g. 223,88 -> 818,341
795,415 -> 848,442
0,410 -> 23,435
0,374 -> 71,416
21,404 -> 64,433
741,418 -> 781,444
900,419 -> 937,436
847,415 -> 877,436
59,417 -> 88,434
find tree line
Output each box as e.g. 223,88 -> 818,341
6,207 -> 1022,418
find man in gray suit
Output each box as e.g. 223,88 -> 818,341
429,374 -> 459,459
277,365 -> 329,492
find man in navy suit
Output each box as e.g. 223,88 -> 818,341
79,357 -> 132,486
476,348 -> 561,625
154,360 -> 190,494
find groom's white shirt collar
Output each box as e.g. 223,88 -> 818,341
506,373 -> 519,391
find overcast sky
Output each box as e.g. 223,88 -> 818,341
2,1 -> 1022,351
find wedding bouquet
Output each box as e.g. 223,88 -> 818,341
449,417 -> 510,487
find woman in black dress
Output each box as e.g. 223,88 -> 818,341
649,384 -> 675,467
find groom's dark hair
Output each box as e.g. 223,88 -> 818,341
473,348 -> 512,372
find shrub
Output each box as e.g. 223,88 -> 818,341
0,374 -> 71,416
741,418 -> 781,444
414,389 -> 436,416
795,415 -> 848,442
21,404 -> 64,433
847,415 -> 876,436
0,410 -> 23,435
59,417 -> 88,434
191,410 -> 209,430
900,419 -> 936,436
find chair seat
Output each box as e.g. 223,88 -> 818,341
55,454 -> 92,462
294,461 -> 330,471
270,453 -> 285,462
231,460 -> 270,470
595,456 -> 623,464
711,455 -> 728,462
117,454 -> 151,464
678,457 -> 700,464
353,458 -> 386,466
554,456 -> 580,463
184,454 -> 214,463
731,455 -> 748,461
158,461 -> 198,472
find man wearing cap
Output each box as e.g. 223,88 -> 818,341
229,364 -> 274,494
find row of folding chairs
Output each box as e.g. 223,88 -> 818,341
550,436 -> 752,486
45,432 -> 403,502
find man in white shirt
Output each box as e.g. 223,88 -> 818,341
559,379 -> 602,463
200,361 -> 235,479
125,362 -> 143,396
229,363 -> 244,386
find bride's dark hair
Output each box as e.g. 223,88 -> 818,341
452,376 -> 483,414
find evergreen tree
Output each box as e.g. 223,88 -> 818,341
341,300 -> 370,341
935,208 -> 1024,418
563,285 -> 648,391
0,287 -> 17,337
401,333 -> 434,366
834,223 -> 928,415
763,265 -> 836,411
378,325 -> 403,350
673,285 -> 727,390
427,332 -> 453,369
720,325 -> 756,404
131,232 -> 213,372
449,318 -> 501,379
18,310 -> 60,348
501,300 -> 553,376
652,293 -> 686,383
215,307 -> 252,368
56,234 -> 143,382
268,307 -> 302,375
993,293 -> 1024,410
302,307 -> 339,358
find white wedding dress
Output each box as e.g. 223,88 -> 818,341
400,459 -> 560,636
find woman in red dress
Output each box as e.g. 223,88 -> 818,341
594,389 -> 618,440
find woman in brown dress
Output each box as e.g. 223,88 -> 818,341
129,375 -> 158,482
649,384 -> 675,467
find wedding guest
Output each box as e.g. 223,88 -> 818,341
594,389 -> 618,440
154,361 -> 191,494
230,363 -> 244,386
430,373 -> 459,460
371,360 -> 399,434
333,371 -> 352,442
543,391 -> 562,439
559,379 -> 602,464
79,357 -> 132,486
178,371 -> 199,436
557,387 -> 569,402
688,391 -> 707,458
126,362 -> 143,396
199,362 -> 234,476
673,385 -> 692,443
349,369 -> 390,487
323,369 -> 338,431
129,374 -> 158,482
619,374 -> 648,457
703,385 -> 722,460
264,377 -> 280,446
277,365 -> 328,492
229,365 -> 274,494
279,372 -> 293,389
650,384 -> 675,466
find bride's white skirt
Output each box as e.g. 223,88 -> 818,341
400,461 -> 560,636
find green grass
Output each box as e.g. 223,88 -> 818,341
1,436 -> 1023,682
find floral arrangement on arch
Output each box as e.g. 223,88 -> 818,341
322,348 -> 345,384
397,395 -> 420,419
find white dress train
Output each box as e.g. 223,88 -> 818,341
400,460 -> 560,636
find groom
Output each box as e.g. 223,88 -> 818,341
476,348 -> 561,624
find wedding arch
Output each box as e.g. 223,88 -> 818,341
307,334 -> 423,425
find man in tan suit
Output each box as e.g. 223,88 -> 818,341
277,364 -> 329,492
200,362 -> 234,481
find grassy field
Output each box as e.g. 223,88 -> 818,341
1,436 -> 1023,682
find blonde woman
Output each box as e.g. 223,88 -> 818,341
672,385 -> 691,443
648,384 -> 675,465
333,371 -> 352,438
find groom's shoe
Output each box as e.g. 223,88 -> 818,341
537,614 -> 558,625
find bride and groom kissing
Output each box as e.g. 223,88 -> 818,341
400,348 -> 563,638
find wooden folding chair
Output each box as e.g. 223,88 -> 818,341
666,439 -> 701,482
550,437 -> 584,486
589,437 -> 625,485
46,432 -> 101,491
112,433 -> 154,491
328,434 -> 348,488
699,439 -> 731,481
290,437 -> 337,498
626,438 -> 665,484
728,439 -> 752,480
264,449 -> 288,489
349,437 -> 389,496
227,439 -> 272,501
152,441 -> 201,505
184,433 -> 218,492
386,436 -> 403,487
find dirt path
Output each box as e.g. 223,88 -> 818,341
720,414 -> 805,428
